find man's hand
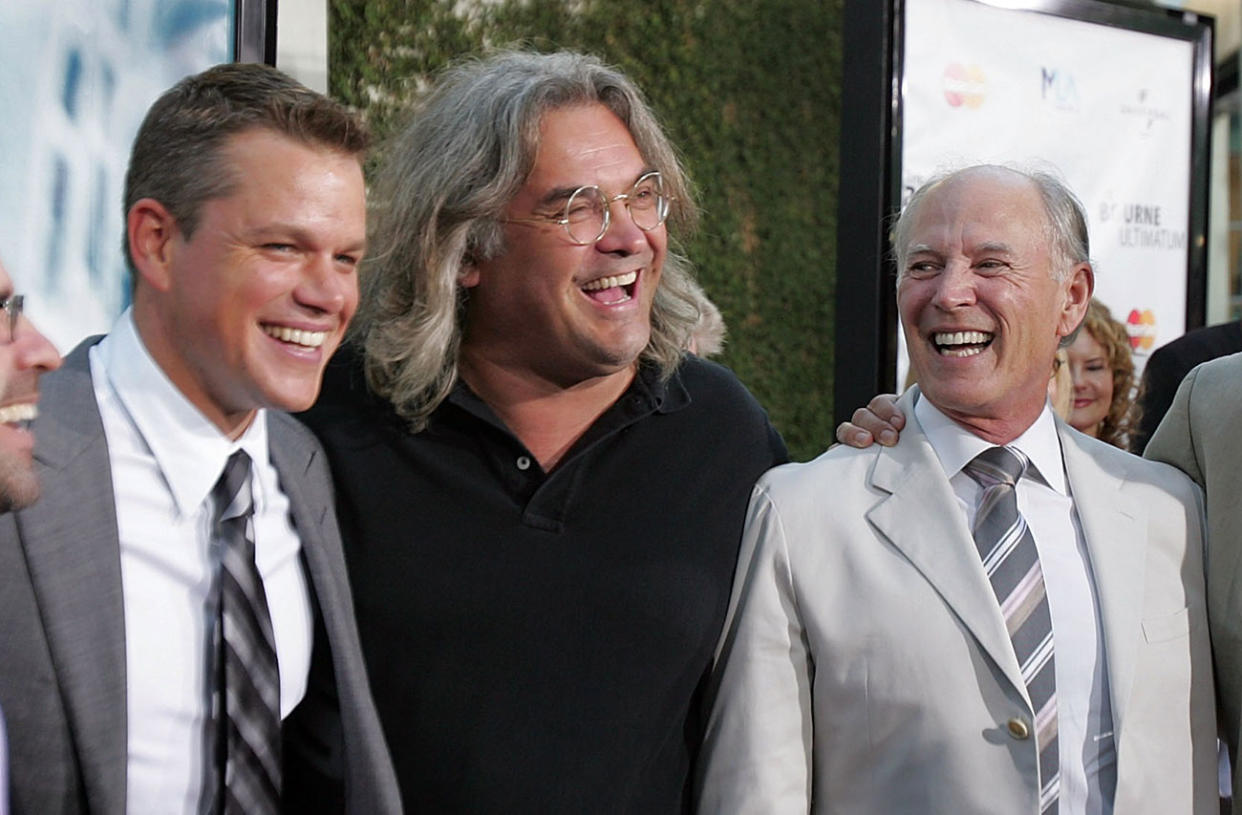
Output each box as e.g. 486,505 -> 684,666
835,394 -> 905,448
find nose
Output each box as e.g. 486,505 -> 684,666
594,199 -> 650,256
929,261 -> 977,310
294,253 -> 357,317
14,315 -> 62,373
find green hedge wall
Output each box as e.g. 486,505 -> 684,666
330,0 -> 842,461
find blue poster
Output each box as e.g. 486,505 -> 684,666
0,0 -> 232,351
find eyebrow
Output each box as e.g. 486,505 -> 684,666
533,166 -> 660,210
906,240 -> 1017,258
536,186 -> 581,209
972,241 -> 1015,255
247,224 -> 367,254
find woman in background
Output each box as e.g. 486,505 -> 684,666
1066,298 -> 1141,450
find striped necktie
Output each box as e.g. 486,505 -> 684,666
207,450 -> 281,814
964,446 -> 1058,813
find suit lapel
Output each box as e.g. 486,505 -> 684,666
865,389 -> 1029,698
15,340 -> 128,813
268,418 -> 328,573
268,416 -> 338,630
1059,424 -> 1145,729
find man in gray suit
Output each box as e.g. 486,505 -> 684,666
1145,355 -> 1242,803
0,64 -> 399,814
697,166 -> 1217,813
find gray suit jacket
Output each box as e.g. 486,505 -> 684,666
697,388 -> 1217,814
1146,351 -> 1242,797
0,340 -> 401,814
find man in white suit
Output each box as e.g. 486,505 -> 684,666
696,166 -> 1216,814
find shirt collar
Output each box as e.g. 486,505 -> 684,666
96,309 -> 272,517
445,359 -> 691,426
913,392 -> 1067,495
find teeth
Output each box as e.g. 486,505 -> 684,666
263,325 -> 327,348
0,403 -> 36,424
941,346 -> 985,358
934,330 -> 992,346
581,270 -> 638,292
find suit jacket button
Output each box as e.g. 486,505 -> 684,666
1007,717 -> 1031,740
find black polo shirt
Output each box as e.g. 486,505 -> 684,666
301,351 -> 787,814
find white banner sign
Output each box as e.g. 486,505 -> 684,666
899,0 -> 1196,385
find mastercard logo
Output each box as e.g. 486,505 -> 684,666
943,64 -> 987,109
1126,309 -> 1157,352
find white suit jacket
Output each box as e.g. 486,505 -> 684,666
696,388 -> 1216,815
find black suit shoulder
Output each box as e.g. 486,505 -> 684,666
1137,322 -> 1242,452
667,355 -> 790,465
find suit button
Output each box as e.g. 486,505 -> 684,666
1007,717 -> 1031,740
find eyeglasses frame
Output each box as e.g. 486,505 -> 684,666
502,170 -> 672,245
0,295 -> 24,345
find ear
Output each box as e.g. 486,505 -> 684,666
458,257 -> 481,289
1056,261 -> 1093,340
126,198 -> 179,293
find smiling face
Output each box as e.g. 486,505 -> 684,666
896,168 -> 1092,441
1066,329 -> 1114,437
461,103 -> 666,389
0,259 -> 61,510
130,128 -> 365,437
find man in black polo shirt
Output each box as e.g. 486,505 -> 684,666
301,51 -> 786,812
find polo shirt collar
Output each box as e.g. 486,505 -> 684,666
446,360 -> 692,426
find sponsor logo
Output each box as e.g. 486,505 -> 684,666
1040,67 -> 1079,113
943,63 -> 986,109
1120,88 -> 1171,137
1126,308 -> 1157,353
1098,198 -> 1186,251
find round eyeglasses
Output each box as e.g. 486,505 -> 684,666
504,171 -> 671,245
0,295 -> 24,345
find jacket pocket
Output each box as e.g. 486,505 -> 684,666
1141,606 -> 1190,643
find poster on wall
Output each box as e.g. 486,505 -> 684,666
0,0 -> 233,352
897,0 -> 1209,387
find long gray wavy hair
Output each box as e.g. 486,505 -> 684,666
357,50 -> 704,431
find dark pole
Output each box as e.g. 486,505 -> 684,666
234,0 -> 278,66
833,0 -> 900,425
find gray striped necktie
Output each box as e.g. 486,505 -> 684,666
964,446 -> 1058,813
208,450 -> 281,814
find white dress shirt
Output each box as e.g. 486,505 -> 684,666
915,396 -> 1116,815
91,310 -> 312,814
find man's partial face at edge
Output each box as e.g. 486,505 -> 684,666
0,258 -> 62,511
895,168 -> 1092,439
129,128 -> 366,439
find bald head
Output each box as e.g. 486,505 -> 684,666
894,165 -> 1090,283
894,165 -> 1094,442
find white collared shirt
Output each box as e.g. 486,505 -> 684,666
91,310 -> 312,814
915,395 -> 1116,815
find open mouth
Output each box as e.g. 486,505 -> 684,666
933,330 -> 993,358
0,402 -> 36,426
580,270 -> 638,305
262,324 -> 328,349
